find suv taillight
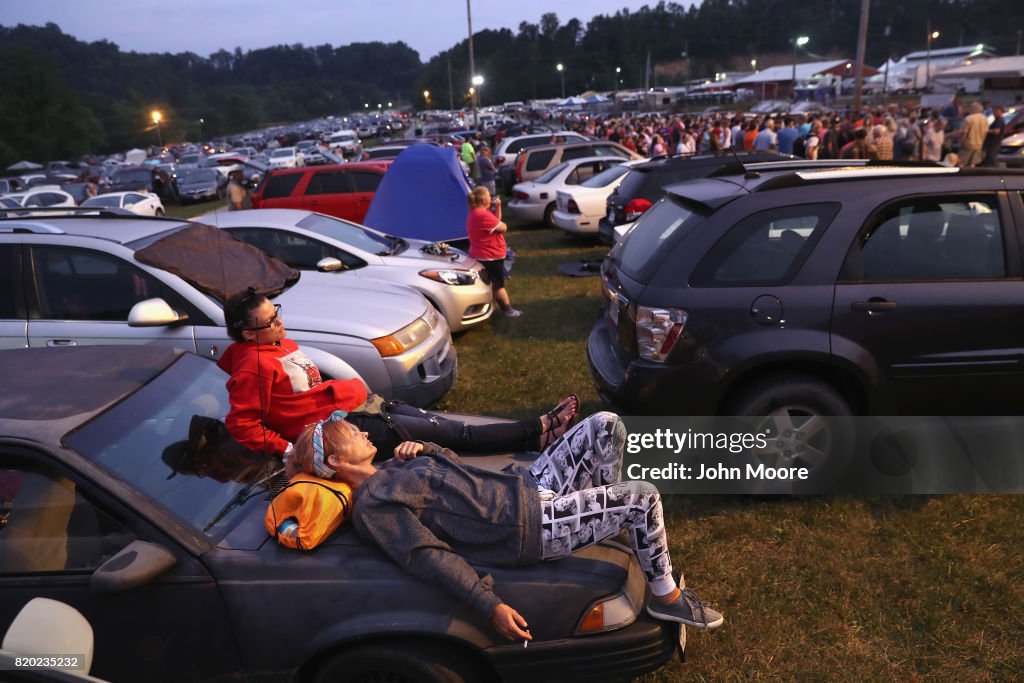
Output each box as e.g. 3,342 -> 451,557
624,198 -> 652,222
636,306 -> 687,362
567,199 -> 581,214
514,190 -> 529,200
496,155 -> 506,165
515,154 -> 526,183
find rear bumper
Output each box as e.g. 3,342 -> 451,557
553,210 -> 600,235
486,614 -> 676,683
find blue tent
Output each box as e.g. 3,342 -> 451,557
363,144 -> 472,242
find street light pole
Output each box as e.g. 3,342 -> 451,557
151,110 -> 163,147
615,66 -> 621,90
557,63 -> 565,98
791,36 -> 809,99
466,0 -> 478,129
925,23 -> 940,92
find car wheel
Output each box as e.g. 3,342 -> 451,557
313,643 -> 478,683
724,374 -> 854,492
155,208 -> 164,217
217,187 -> 226,200
543,202 -> 556,228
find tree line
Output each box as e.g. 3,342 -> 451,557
1,0 -> 1018,168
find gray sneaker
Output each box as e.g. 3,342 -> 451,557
504,307 -> 523,318
646,588 -> 724,630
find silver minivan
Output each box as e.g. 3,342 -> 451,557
0,215 -> 456,406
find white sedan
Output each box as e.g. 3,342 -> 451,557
1,188 -> 77,215
268,146 -> 306,169
82,191 -> 165,216
506,156 -> 628,227
551,160 -> 645,236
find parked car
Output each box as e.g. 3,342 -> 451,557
0,344 -> 676,683
512,141 -> 641,186
998,131 -> 1024,168
251,162 -> 390,224
495,131 -> 590,190
203,209 -> 495,332
0,188 -> 78,215
0,177 -> 29,195
108,166 -> 174,201
175,168 -> 228,204
0,214 -> 456,406
327,129 -> 362,157
358,145 -> 409,162
588,162 -> 1024,482
508,156 -> 630,227
552,160 -> 645,236
598,151 -> 790,245
82,191 -> 165,216
267,147 -> 305,170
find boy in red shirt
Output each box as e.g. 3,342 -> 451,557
466,186 -> 521,317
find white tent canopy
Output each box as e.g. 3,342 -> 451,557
6,160 -> 43,172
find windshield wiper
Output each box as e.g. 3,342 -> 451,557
203,465 -> 283,533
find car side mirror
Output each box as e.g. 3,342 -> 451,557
91,540 -> 177,595
128,298 -> 189,327
2,598 -> 96,674
316,257 -> 345,272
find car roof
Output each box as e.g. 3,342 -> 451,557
0,214 -> 187,244
265,161 -> 390,176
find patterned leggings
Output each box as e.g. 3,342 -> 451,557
530,412 -> 678,596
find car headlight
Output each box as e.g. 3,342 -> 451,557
576,593 -> 637,634
419,269 -> 480,286
370,316 -> 432,357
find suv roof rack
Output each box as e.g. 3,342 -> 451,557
750,162 -> 956,193
0,223 -> 66,234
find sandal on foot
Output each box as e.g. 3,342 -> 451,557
538,394 -> 579,450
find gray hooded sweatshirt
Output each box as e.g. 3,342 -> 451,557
352,443 -> 542,618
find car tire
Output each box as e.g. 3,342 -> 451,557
543,202 -> 555,228
217,187 -> 226,200
313,643 -> 478,683
155,208 -> 164,217
724,374 -> 854,492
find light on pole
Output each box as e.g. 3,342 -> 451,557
151,110 -> 163,147
471,75 -> 484,121
791,36 -> 809,96
198,117 -> 204,141
615,66 -> 621,89
423,90 -> 431,108
556,63 -> 565,99
926,25 -> 940,91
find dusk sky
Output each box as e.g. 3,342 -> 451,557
3,0 -> 688,61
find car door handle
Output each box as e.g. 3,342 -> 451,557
46,339 -> 77,347
851,298 -> 897,312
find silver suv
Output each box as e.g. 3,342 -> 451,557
0,213 -> 457,406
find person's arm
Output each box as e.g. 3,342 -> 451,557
354,486 -> 502,620
491,196 -> 503,222
224,369 -> 291,456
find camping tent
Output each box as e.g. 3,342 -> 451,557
6,160 -> 43,172
362,144 -> 472,242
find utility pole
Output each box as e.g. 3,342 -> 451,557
644,49 -> 651,91
466,0 -> 478,129
447,58 -> 454,111
853,0 -> 870,113
1017,29 -> 1022,56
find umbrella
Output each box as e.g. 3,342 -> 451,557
7,160 -> 44,172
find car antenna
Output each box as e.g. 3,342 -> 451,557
728,147 -> 760,180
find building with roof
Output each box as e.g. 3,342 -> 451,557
733,60 -> 874,100
866,44 -> 997,94
933,55 -> 1024,105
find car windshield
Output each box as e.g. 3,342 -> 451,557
82,195 -> 121,207
535,162 -> 570,184
582,164 -> 630,188
64,354 -> 279,538
272,149 -> 294,158
183,170 -> 218,183
179,155 -> 201,165
297,213 -> 393,255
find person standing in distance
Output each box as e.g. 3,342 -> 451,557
466,186 -> 520,318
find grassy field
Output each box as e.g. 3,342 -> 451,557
167,198 -> 1023,679
439,223 -> 1024,681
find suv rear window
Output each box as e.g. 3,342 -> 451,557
618,196 -> 703,279
260,173 -> 303,199
692,203 -> 840,286
526,150 -> 556,171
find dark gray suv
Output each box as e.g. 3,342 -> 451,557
589,162 -> 1024,474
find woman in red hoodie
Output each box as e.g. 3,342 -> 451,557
217,289 -> 576,460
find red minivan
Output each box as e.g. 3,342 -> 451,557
250,161 -> 391,223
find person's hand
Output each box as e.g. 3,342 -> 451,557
393,441 -> 424,461
490,603 -> 531,641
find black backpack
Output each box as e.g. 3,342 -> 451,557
792,133 -> 808,158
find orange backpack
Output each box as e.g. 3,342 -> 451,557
264,473 -> 353,550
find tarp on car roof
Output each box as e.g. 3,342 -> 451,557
134,223 -> 299,302
362,144 -> 472,242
